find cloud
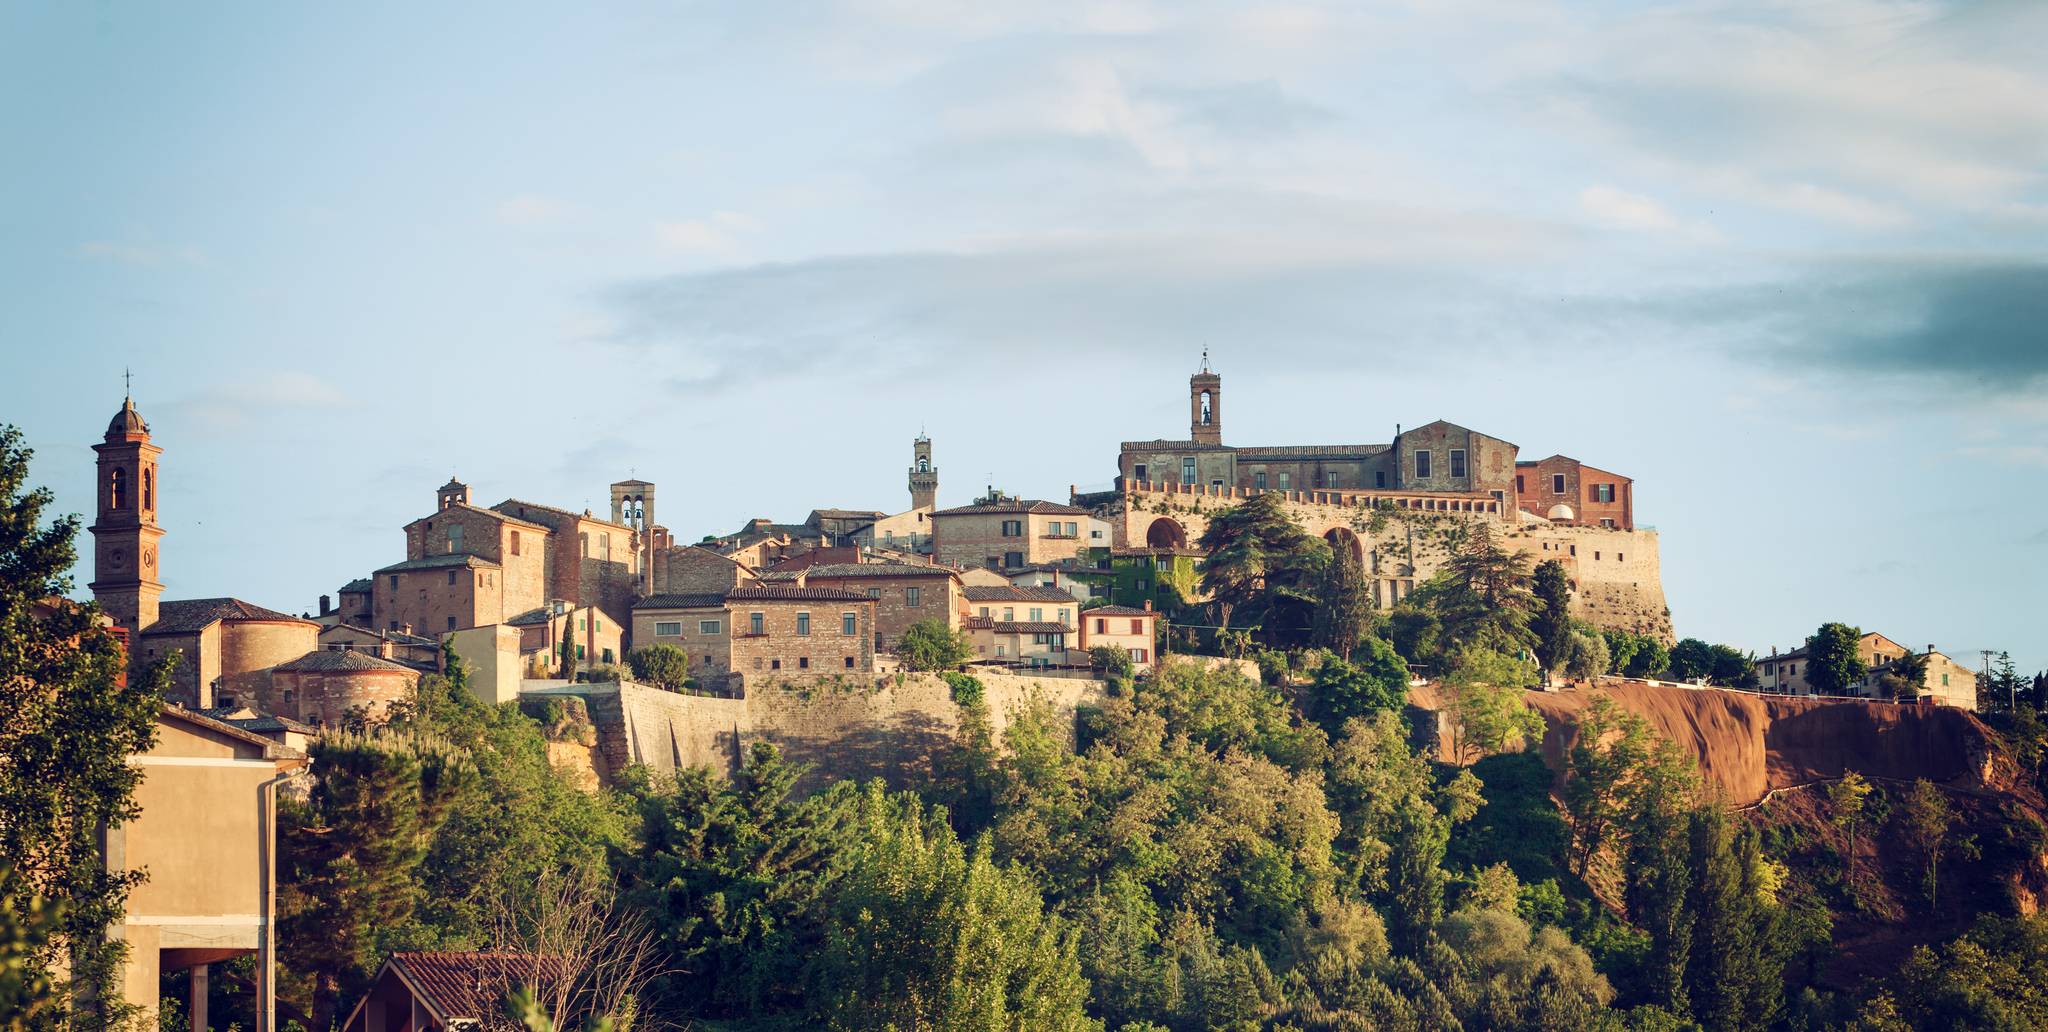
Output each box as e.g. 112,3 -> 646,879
654,212 -> 761,254
161,371 -> 352,433
1792,264 -> 2048,388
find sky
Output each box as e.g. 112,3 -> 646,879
3,1 -> 2044,671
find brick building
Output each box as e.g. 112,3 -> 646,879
961,585 -> 1081,667
269,648 -> 422,726
491,498 -> 640,628
508,602 -> 623,676
134,598 -> 321,711
632,586 -> 877,689
1515,455 -> 1635,529
930,493 -> 1093,570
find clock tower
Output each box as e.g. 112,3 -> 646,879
90,391 -> 165,637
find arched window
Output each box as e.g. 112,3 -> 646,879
918,458 -> 930,473
109,468 -> 127,510
142,468 -> 154,511
1199,390 -> 1213,425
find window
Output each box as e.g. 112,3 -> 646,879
1182,458 -> 1197,484
1131,619 -> 1143,634
602,647 -> 614,664
979,606 -> 990,618
446,616 -> 457,630
1068,521 -> 1079,535
754,657 -> 764,670
1552,473 -> 1566,494
1515,475 -> 1525,493
446,570 -> 458,585
699,619 -> 721,634
1134,463 -> 1148,482
1004,551 -> 1023,568
109,468 -> 126,510
654,621 -> 682,636
1568,545 -> 1576,556
797,612 -> 811,636
1414,450 -> 1432,479
1278,472 -> 1291,490
771,658 -> 781,670
845,656 -> 856,668
906,586 -> 921,607
1133,648 -> 1148,663
576,644 -> 586,660
1594,551 -> 1601,560
601,534 -> 611,561
1254,471 -> 1267,490
1601,519 -> 1616,529
142,469 -> 153,510
842,612 -> 857,635
1094,618 -> 1106,633
580,532 -> 590,557
799,657 -> 809,669
1003,607 -> 1015,621
1028,607 -> 1043,622
750,612 -> 765,635
996,645 -> 1007,657
448,524 -> 463,553
1449,449 -> 1467,478
1001,519 -> 1023,537
390,575 -> 400,588
511,530 -> 521,555
1059,608 -> 1070,624
1211,479 -> 1224,489
1595,483 -> 1616,503
865,587 -> 881,598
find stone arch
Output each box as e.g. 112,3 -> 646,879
1146,517 -> 1188,549
1324,527 -> 1364,566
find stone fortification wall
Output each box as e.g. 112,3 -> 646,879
522,672 -> 1104,790
1109,483 -> 1671,641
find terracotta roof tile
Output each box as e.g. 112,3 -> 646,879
272,649 -> 417,674
930,499 -> 1089,517
144,598 -> 314,635
964,585 -> 1078,603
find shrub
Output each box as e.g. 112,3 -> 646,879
941,671 -> 985,708
899,618 -> 975,672
628,644 -> 692,692
1090,644 -> 1134,682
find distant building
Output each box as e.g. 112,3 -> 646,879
1514,455 -> 1635,529
1078,603 -> 1161,673
787,561 -> 968,652
961,585 -> 1081,667
930,493 -> 1094,570
1759,632 -> 1911,696
343,952 -> 566,1032
632,586 -> 877,690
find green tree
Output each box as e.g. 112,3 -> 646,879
1196,492 -> 1330,643
0,863 -> 64,1030
1308,639 -> 1408,736
1828,771 -> 1873,889
1899,779 -> 1962,906
558,609 -> 579,678
1384,603 -> 1445,671
809,783 -> 1096,1031
898,617 -> 975,671
1666,638 -> 1715,682
0,425 -> 166,1016
1878,650 -> 1929,702
1803,623 -> 1868,697
1854,914 -> 2048,1030
1440,648 -> 1542,764
1314,540 -> 1375,653
279,731 -> 476,1029
1603,629 -> 1643,676
1565,627 -> 1610,681
1625,636 -> 1670,679
1089,644 -> 1134,682
1707,644 -> 1757,689
1683,807 -> 1790,1031
1530,559 -> 1574,675
1436,525 -> 1537,655
1984,651 -> 2023,712
626,643 -> 691,692
616,743 -> 852,1018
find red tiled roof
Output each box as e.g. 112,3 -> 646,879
964,586 -> 1078,603
143,598 -> 316,635
1083,606 -> 1156,617
726,586 -> 873,603
930,499 -> 1089,517
991,621 -> 1070,634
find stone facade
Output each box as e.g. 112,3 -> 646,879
134,599 -> 321,710
654,543 -> 758,595
790,562 -> 967,650
930,495 -> 1093,570
963,585 -> 1082,666
492,498 -> 640,630
445,623 -> 524,705
510,602 -> 625,676
634,587 -> 878,689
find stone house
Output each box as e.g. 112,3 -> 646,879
1865,648 -> 1979,710
652,542 -> 758,596
508,601 -> 624,676
1079,603 -> 1161,673
134,597 -> 321,711
963,585 -> 1081,667
1759,632 -> 1912,696
633,586 -> 877,689
784,561 -> 967,651
930,494 -> 1094,570
317,622 -> 441,669
490,498 -> 641,629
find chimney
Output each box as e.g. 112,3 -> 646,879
1143,600 -> 1153,612
319,594 -> 331,616
401,623 -> 413,636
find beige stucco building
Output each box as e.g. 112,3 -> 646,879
930,495 -> 1094,571
110,707 -> 305,1029
1078,604 -> 1161,673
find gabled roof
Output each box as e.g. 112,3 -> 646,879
321,623 -> 438,647
156,705 -> 302,760
408,502 -> 551,532
492,498 -> 632,531
964,585 -> 1080,604
802,562 -> 958,579
809,508 -> 886,521
199,706 -> 318,736
1395,419 -> 1519,450
337,578 -> 374,594
375,553 -> 502,575
273,648 -> 419,674
727,586 -> 873,603
1083,605 -> 1156,617
931,499 -> 1089,517
344,952 -> 566,1028
633,593 -> 730,611
144,598 -> 316,635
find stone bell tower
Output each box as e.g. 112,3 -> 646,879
908,434 -> 938,511
1190,350 -> 1222,446
90,387 -> 166,637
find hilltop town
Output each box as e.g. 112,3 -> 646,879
84,357 -> 1980,733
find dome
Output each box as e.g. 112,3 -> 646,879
1546,504 -> 1576,521
105,397 -> 148,439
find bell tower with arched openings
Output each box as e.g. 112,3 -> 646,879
1190,350 -> 1222,446
908,433 -> 938,511
90,386 -> 165,637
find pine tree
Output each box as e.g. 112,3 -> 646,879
0,425 -> 166,1014
1315,542 -> 1374,653
1529,560 -> 1573,674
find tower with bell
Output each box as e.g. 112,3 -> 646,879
90,371 -> 165,637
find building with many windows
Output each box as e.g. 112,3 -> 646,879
930,493 -> 1094,570
632,586 -> 876,690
